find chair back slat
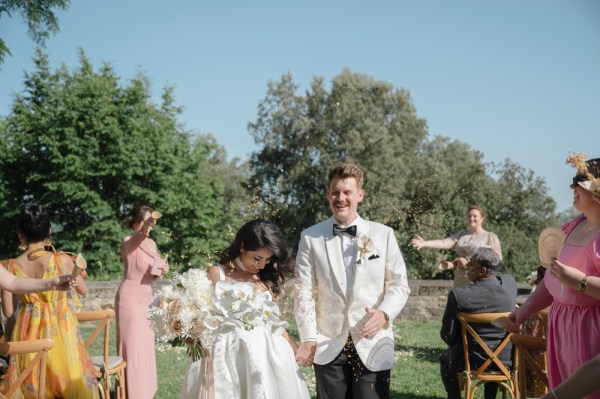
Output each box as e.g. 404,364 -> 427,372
75,309 -> 126,399
511,333 -> 548,398
0,338 -> 54,399
456,312 -> 516,399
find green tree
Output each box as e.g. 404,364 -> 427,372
249,69 -> 428,242
0,49 -> 237,278
404,139 -> 558,279
249,70 -> 558,280
0,0 -> 69,64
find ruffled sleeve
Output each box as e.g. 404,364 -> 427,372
487,232 -> 503,261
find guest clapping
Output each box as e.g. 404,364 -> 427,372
508,155 -> 600,397
411,205 -> 502,287
1,203 -> 98,398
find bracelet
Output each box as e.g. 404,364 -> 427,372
551,389 -> 558,399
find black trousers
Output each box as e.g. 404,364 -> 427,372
439,350 -> 499,399
314,338 -> 390,399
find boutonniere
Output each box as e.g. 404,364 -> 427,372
356,234 -> 375,266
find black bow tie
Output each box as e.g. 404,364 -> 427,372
333,224 -> 357,237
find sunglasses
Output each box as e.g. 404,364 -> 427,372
571,174 -> 589,187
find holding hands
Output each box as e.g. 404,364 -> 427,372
295,341 -> 316,367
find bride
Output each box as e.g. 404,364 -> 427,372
180,219 -> 310,399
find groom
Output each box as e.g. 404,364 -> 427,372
294,163 -> 410,398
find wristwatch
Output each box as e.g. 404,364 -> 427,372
382,311 -> 390,329
579,275 -> 589,292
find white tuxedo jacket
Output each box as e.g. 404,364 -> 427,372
294,217 -> 410,371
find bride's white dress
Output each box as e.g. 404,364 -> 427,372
180,266 -> 310,399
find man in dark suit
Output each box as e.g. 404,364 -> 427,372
440,246 -> 517,399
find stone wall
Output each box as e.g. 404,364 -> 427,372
82,280 -> 532,321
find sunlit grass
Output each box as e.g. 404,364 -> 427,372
80,320 -> 452,399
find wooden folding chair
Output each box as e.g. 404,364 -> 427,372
535,309 -> 548,338
77,310 -> 126,399
511,334 -> 548,399
0,338 -> 54,399
457,312 -> 516,399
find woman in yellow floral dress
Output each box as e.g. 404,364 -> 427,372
1,203 -> 99,399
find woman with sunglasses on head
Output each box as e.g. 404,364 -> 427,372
411,205 -> 502,287
508,155 -> 600,399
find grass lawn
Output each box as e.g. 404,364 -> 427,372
81,319 -> 454,399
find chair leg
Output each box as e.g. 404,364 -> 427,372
117,369 -> 127,399
96,381 -> 106,399
104,375 -> 110,399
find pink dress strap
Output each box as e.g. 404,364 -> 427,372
561,216 -> 583,235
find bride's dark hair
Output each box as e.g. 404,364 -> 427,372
219,219 -> 293,296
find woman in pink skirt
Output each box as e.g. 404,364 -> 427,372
116,205 -> 169,398
510,155 -> 600,399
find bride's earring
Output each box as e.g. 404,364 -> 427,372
18,242 -> 26,251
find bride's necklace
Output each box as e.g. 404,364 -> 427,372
234,257 -> 247,272
227,259 -> 249,273
227,260 -> 263,284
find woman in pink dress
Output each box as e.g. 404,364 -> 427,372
509,156 -> 600,399
116,205 -> 169,398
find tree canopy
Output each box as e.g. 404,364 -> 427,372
0,0 -> 69,65
1,57 -> 560,282
249,70 -> 559,280
0,49 -> 239,278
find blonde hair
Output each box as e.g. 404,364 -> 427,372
327,163 -> 364,189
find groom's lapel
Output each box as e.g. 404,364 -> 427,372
349,218 -> 372,302
323,220 -> 348,301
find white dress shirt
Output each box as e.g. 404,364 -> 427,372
333,216 -> 360,297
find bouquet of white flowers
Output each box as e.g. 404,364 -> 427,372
149,268 -> 222,360
212,279 -> 288,334
150,267 -> 289,360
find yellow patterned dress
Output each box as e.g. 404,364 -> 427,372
5,254 -> 99,399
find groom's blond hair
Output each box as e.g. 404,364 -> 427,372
327,163 -> 364,189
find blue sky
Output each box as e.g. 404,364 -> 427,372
1,1 -> 598,212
